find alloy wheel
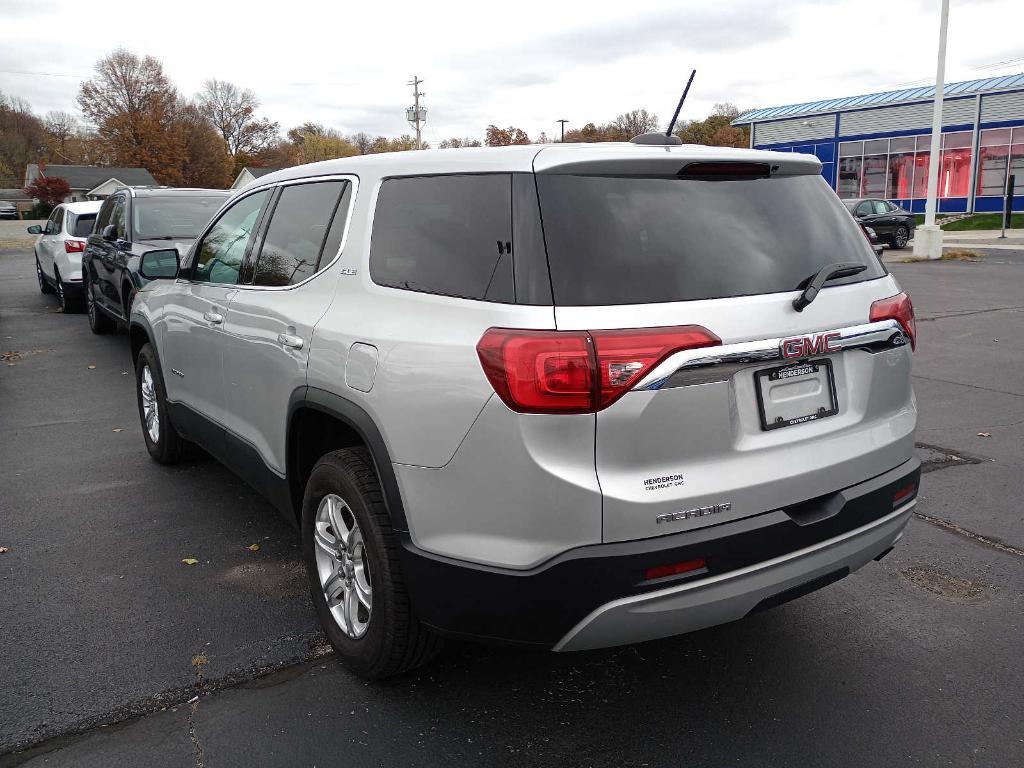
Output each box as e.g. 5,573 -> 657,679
139,364 -> 160,444
56,276 -> 66,312
895,226 -> 909,248
313,493 -> 372,639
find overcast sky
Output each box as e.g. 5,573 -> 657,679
1,0 -> 1022,142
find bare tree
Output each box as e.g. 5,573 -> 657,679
197,79 -> 280,159
613,109 -> 660,138
44,111 -> 78,156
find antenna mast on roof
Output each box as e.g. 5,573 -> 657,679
665,69 -> 697,137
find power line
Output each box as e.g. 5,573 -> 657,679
0,68 -> 87,78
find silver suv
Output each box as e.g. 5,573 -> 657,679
130,143 -> 919,678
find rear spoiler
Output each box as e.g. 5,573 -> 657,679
532,145 -> 821,177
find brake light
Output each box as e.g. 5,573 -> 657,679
64,240 -> 86,253
869,291 -> 916,350
476,326 -> 721,414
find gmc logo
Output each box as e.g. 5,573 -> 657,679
781,332 -> 841,359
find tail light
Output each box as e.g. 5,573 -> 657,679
64,240 -> 86,253
870,291 -> 916,350
476,326 -> 721,414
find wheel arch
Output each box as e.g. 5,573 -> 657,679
129,319 -> 154,367
287,387 -> 408,532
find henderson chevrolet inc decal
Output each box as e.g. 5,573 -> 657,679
643,473 -> 685,492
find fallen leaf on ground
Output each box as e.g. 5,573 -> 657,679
192,654 -> 208,667
0,547 -> 9,554
977,432 -> 992,437
246,543 -> 260,552
112,428 -> 122,433
181,558 -> 199,566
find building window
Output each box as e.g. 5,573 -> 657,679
887,151 -> 915,199
939,132 -> 973,198
977,127 -> 1024,197
861,153 -> 887,197
837,156 -> 862,198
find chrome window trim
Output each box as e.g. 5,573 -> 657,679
186,174 -> 359,292
634,319 -> 908,391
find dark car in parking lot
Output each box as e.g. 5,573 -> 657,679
843,198 -> 915,250
0,200 -> 19,219
83,187 -> 230,333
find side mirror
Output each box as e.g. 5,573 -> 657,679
26,225 -> 42,235
139,249 -> 180,280
102,224 -> 118,241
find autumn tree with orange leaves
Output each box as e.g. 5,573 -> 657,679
485,125 -> 530,146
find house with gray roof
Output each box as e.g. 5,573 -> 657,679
23,164 -> 159,203
231,166 -> 283,190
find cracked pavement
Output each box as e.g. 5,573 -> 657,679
1,246 -> 1022,767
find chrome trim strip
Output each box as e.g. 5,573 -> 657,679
635,319 -> 907,390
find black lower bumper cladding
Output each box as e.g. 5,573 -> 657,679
399,457 -> 920,647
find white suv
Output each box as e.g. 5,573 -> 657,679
30,201 -> 103,313
129,142 -> 919,678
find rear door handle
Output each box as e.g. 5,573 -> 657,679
203,311 -> 224,324
277,332 -> 304,350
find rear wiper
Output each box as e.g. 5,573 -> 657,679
792,262 -> 868,312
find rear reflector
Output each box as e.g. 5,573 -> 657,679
892,482 -> 918,506
644,558 -> 706,581
870,291 -> 916,350
64,240 -> 86,253
477,326 -> 721,414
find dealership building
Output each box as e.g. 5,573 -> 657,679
732,73 -> 1024,213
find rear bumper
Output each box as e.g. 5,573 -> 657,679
399,456 -> 920,649
555,501 -> 910,651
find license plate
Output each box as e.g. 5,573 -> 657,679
755,359 -> 838,431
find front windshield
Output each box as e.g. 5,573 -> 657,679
133,196 -> 226,240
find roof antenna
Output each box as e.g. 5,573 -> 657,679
630,69 -> 695,146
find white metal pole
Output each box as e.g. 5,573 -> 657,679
914,0 -> 950,260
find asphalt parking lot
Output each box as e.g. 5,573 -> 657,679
1,242 -> 1022,767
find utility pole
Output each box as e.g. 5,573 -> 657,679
556,119 -> 569,142
913,0 -> 949,260
405,76 -> 427,150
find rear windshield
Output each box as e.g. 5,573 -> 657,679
536,174 -> 884,306
133,196 -> 226,240
72,213 -> 96,237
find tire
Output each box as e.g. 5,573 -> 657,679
86,273 -> 115,334
35,254 -> 54,295
135,343 -> 186,464
55,268 -> 84,314
302,447 -> 442,679
892,225 -> 910,250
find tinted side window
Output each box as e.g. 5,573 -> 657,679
855,201 -> 873,217
72,213 -> 97,237
193,191 -> 269,285
370,175 -> 514,302
45,208 -> 61,234
110,197 -> 127,239
252,181 -> 350,287
94,198 -> 115,232
873,200 -> 889,215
